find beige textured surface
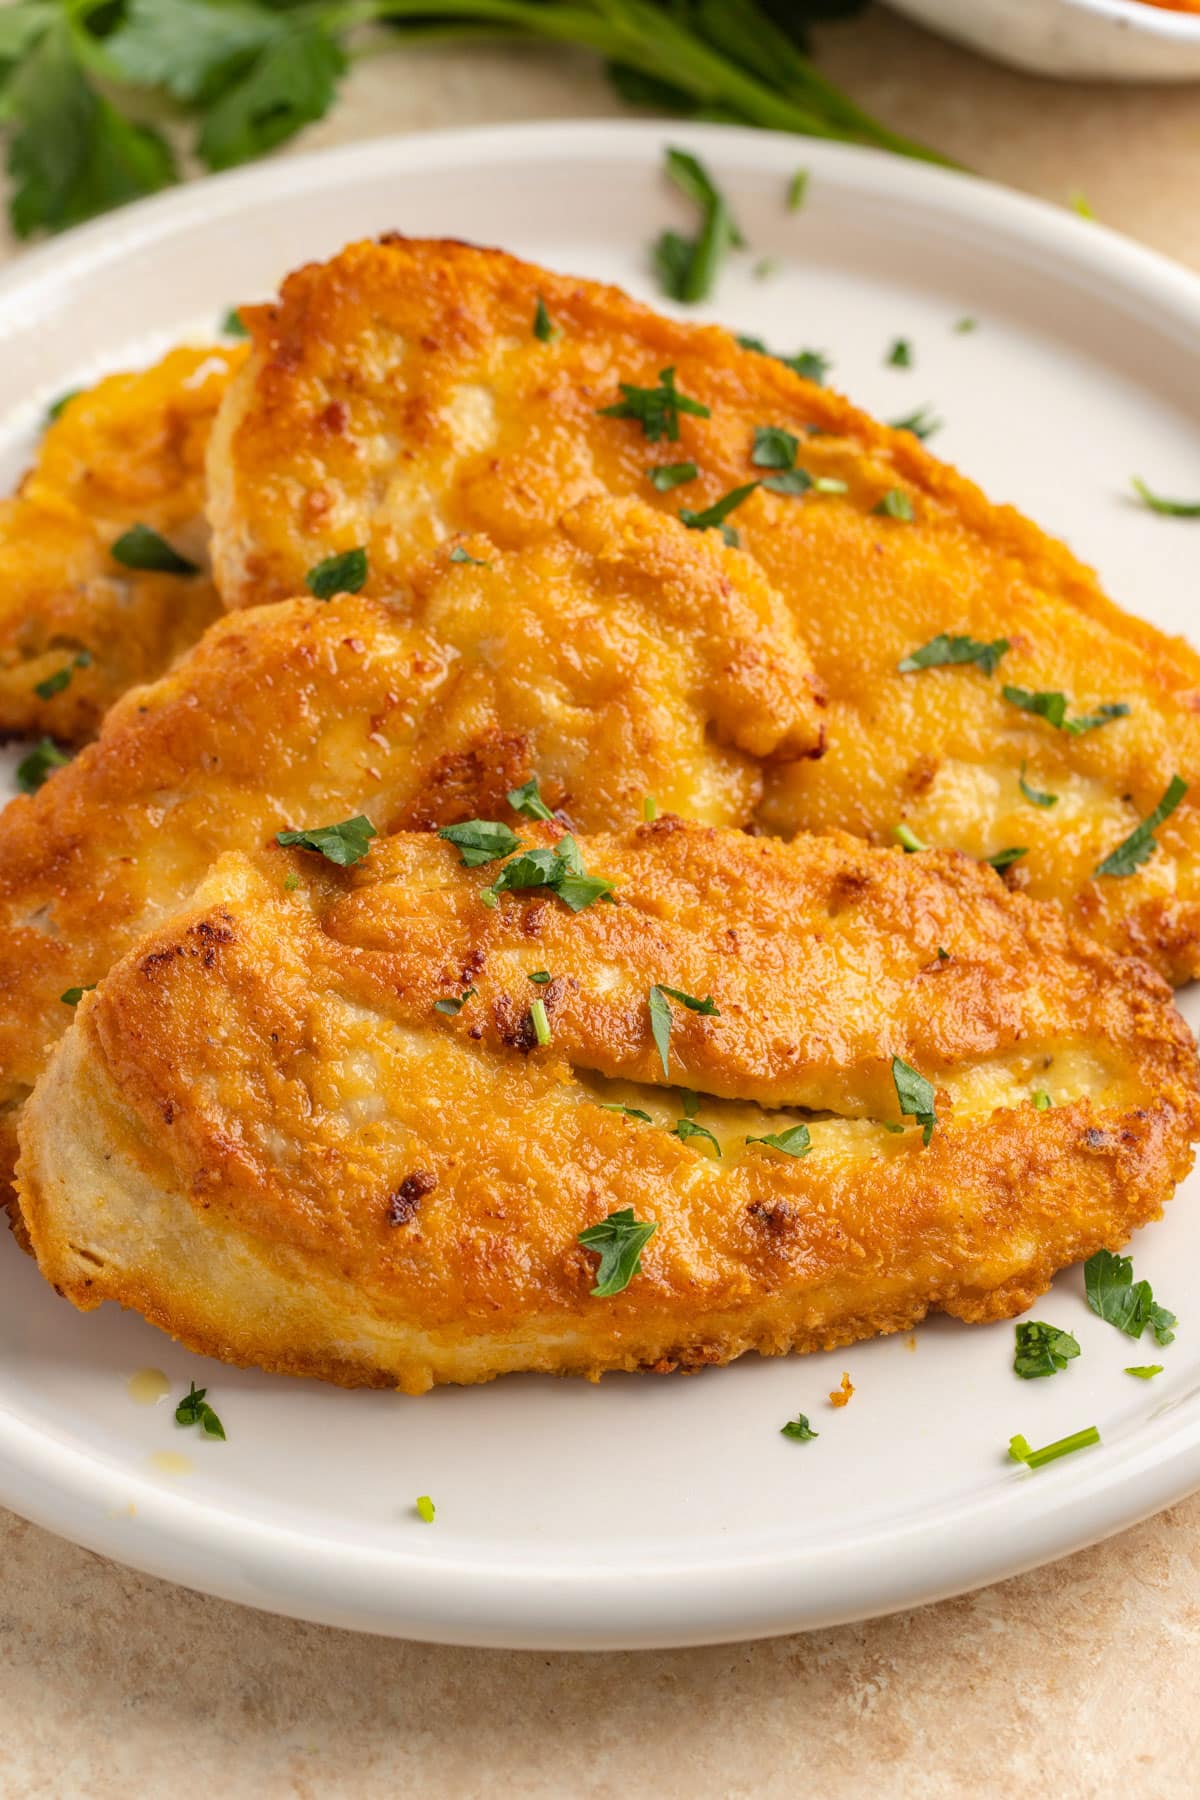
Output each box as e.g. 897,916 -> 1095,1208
3,8 -> 1200,1794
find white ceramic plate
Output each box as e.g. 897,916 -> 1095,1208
887,0 -> 1200,81
1,122 -> 1199,1651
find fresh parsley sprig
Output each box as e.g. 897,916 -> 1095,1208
597,367 -> 710,443
1083,1248 -> 1176,1345
175,1381 -> 226,1440
1013,1321 -> 1079,1380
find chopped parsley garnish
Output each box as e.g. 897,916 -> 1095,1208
680,1088 -> 700,1118
415,1494 -> 436,1524
529,997 -> 551,1046
888,406 -> 942,441
532,293 -> 557,341
175,1381 -> 225,1440
1019,764 -> 1058,809
60,983 -> 96,1006
1070,192 -> 1096,220
1126,1365 -> 1163,1380
449,544 -> 490,567
283,872 -> 300,891
1032,1090 -> 1052,1110
1013,1320 -> 1080,1379
507,777 -> 554,822
276,815 -> 376,867
305,546 -> 367,600
674,1117 -> 721,1157
745,1125 -> 811,1157
787,169 -> 808,211
752,257 -> 778,282
599,1101 -> 652,1124
654,148 -> 742,305
479,835 -> 615,913
45,388 -> 81,424
891,1056 -> 937,1144
893,824 -> 928,854
1131,477 -> 1200,519
781,1413 -> 818,1442
643,795 -> 658,822
16,736 -> 70,792
898,633 -> 1008,676
433,987 -> 477,1016
985,847 -> 1027,873
528,970 -> 552,985
578,1207 -> 658,1297
597,367 -> 710,443
648,983 -> 720,1078
1008,1426 -> 1099,1469
111,523 -> 199,575
679,481 -> 758,547
647,461 -> 698,492
34,648 -> 91,700
1001,686 -> 1129,736
751,425 -> 799,469
221,306 -> 248,338
1083,1248 -> 1176,1345
954,317 -> 977,334
1093,776 -> 1188,879
873,488 -> 914,521
437,819 -> 521,868
887,338 -> 912,368
735,334 -> 830,387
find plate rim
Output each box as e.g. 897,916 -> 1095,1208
2,117 -> 1200,1648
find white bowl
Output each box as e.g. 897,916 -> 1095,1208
887,0 -> 1200,79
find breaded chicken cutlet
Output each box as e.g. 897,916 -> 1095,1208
0,345 -> 243,743
0,495 -> 821,1199
18,820 -> 1199,1393
207,236 -> 1200,981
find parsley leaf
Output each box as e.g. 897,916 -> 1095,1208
221,306 -> 248,338
1019,764 -> 1058,809
306,547 -> 367,601
873,488 -> 914,521
736,334 -> 830,386
45,387 -> 81,426
898,633 -> 1009,676
1002,686 -> 1129,736
889,406 -> 942,441
578,1207 -> 658,1297
478,835 -> 614,913
745,1125 -> 812,1157
985,847 -> 1027,873
673,1117 -> 721,1157
1013,1320 -> 1080,1379
528,970 -> 552,985
276,815 -> 376,868
438,819 -> 522,868
781,1413 -> 818,1441
598,1101 -> 652,1124
647,461 -> 697,492
6,17 -> 175,239
196,17 -> 346,173
175,1380 -> 226,1440
887,338 -> 913,368
1094,777 -> 1188,878
449,544 -> 490,567
679,481 -> 759,546
1032,1090 -> 1052,1111
1131,477 -> 1200,519
1008,1426 -> 1099,1469
433,987 -> 477,1016
891,1056 -> 937,1144
648,984 -> 720,1078
532,293 -> 557,341
507,777 -> 554,822
1084,1248 -> 1176,1345
33,648 -> 90,700
111,524 -> 198,576
597,367 -> 709,443
15,736 -> 70,793
60,983 -> 96,1007
751,425 -> 799,469
1126,1364 -> 1163,1379
654,147 -> 743,304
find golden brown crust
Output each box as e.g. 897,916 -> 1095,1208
0,496 -> 820,1197
209,236 -> 1200,978
17,823 -> 1198,1393
0,346 -> 243,743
